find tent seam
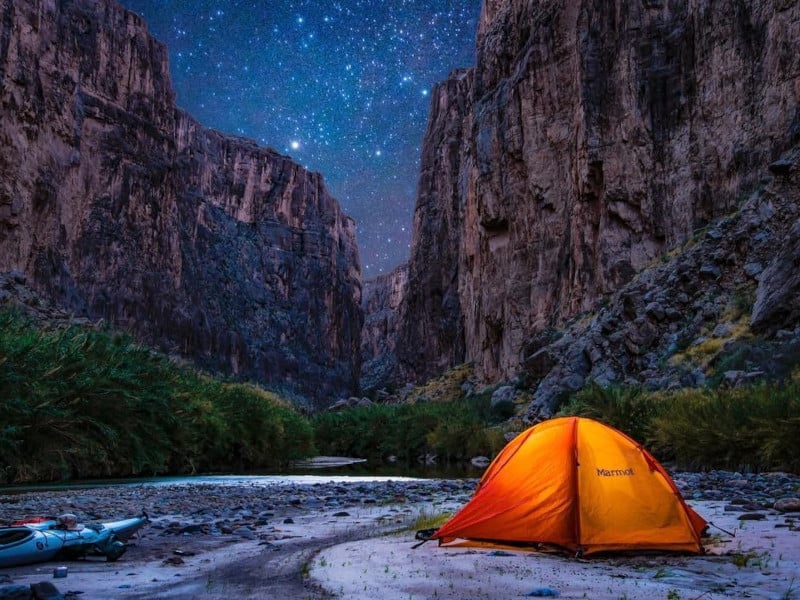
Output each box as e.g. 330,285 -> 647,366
571,417 -> 582,556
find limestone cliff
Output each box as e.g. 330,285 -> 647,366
0,0 -> 362,405
397,0 -> 800,387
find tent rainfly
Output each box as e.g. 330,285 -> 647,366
433,416 -> 707,556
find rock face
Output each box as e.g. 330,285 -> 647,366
360,264 -> 408,393
752,220 -> 800,334
0,0 -> 362,405
395,71 -> 472,383
397,0 -> 800,386
751,153 -> 800,334
520,148 -> 800,420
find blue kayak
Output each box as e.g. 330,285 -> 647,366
0,515 -> 148,568
0,528 -> 62,567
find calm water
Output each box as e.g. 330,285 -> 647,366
0,462 -> 479,495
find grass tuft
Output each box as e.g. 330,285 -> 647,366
410,509 -> 452,531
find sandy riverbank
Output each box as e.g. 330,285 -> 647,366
1,502 -> 440,599
312,500 -> 800,600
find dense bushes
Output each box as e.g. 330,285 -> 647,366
4,305 -> 800,483
559,381 -> 800,473
312,394 -> 508,465
322,378 -> 800,474
0,308 -> 314,483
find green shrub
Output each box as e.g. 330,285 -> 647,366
0,307 -> 314,483
312,394 -> 507,465
558,379 -> 800,473
648,384 -> 800,472
0,309 -> 178,480
557,382 -> 659,444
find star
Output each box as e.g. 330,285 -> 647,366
119,0 -> 481,277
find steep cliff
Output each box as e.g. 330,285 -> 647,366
521,146 -> 800,420
395,70 -> 472,383
360,263 -> 408,393
397,0 -> 800,387
0,0 -> 362,405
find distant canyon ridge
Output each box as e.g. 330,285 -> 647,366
2,0 -> 799,412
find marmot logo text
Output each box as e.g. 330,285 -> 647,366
596,468 -> 635,477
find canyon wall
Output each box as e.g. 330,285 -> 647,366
397,0 -> 800,385
360,263 -> 407,393
0,0 -> 362,405
395,70 -> 472,383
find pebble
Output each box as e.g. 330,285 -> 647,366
1,472 -> 798,543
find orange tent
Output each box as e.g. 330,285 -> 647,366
433,416 -> 706,556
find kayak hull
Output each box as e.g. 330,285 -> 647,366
0,528 -> 61,568
97,516 -> 148,541
0,515 -> 148,568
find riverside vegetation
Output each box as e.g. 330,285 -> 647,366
1,306 -> 799,484
0,307 -> 314,483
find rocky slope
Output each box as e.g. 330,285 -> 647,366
522,146 -> 800,420
0,0 -> 362,405
392,0 -> 800,399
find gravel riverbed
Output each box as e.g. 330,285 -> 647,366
1,470 -> 799,599
3,470 -> 798,533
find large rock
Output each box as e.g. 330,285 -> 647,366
774,497 -> 800,513
751,184 -> 800,334
0,0 -> 362,405
396,0 -> 800,385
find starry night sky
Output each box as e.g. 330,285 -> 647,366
118,0 -> 482,277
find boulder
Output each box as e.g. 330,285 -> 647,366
490,386 -> 516,407
774,497 -> 800,513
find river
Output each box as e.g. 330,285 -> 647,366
0,458 -> 479,494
